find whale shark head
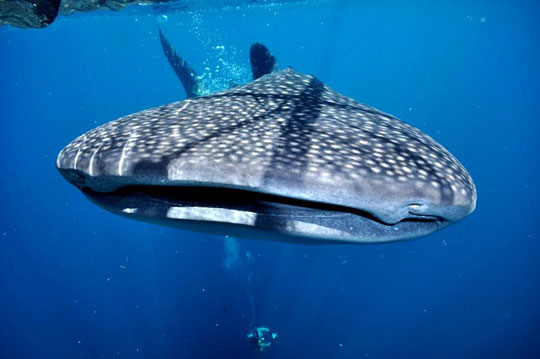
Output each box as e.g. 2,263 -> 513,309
56,68 -> 476,244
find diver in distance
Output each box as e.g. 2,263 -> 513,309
247,327 -> 277,351
158,26 -> 278,98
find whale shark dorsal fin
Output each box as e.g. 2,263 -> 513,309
250,43 -> 278,80
158,28 -> 278,94
158,26 -> 203,98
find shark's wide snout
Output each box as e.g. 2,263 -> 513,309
55,68 -> 476,243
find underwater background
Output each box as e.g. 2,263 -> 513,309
1,0 -> 539,357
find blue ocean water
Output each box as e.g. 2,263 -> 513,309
1,0 -> 539,357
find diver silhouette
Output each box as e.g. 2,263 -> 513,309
247,326 -> 277,351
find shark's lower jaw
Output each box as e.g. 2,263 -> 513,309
82,185 -> 447,244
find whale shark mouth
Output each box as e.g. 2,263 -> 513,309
81,184 -> 447,244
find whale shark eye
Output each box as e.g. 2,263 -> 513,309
67,172 -> 86,188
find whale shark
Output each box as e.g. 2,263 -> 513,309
56,68 -> 476,243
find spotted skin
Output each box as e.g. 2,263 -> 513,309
57,68 -> 476,243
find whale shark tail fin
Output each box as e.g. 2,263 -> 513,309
158,27 -> 202,98
250,43 -> 278,80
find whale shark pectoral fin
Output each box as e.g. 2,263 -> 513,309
158,26 -> 202,98
250,43 -> 278,80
